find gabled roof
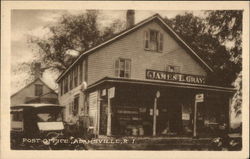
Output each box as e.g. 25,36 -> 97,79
11,77 -> 57,97
56,13 -> 214,82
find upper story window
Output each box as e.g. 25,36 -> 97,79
60,82 -> 63,96
69,71 -> 73,90
64,76 -> 68,93
74,66 -> 78,87
79,62 -> 83,84
35,84 -> 43,96
144,29 -> 163,52
167,65 -> 180,73
115,58 -> 131,78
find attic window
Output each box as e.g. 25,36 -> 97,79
35,84 -> 43,96
144,30 -> 163,52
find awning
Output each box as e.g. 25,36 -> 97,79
86,77 -> 236,93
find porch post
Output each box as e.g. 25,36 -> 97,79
153,91 -> 160,136
153,98 -> 157,136
107,97 -> 111,136
228,96 -> 233,131
193,101 -> 197,137
96,90 -> 101,136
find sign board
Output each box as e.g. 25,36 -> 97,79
150,109 -> 159,116
150,109 -> 153,116
146,70 -> 206,84
182,113 -> 190,120
155,109 -> 159,116
108,87 -> 115,98
195,93 -> 204,102
156,91 -> 160,98
101,89 -> 106,96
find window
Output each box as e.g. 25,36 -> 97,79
74,66 -> 78,87
12,112 -> 23,121
69,71 -> 73,90
60,81 -> 63,96
144,30 -> 163,52
79,62 -> 83,84
115,58 -> 131,78
84,60 -> 88,82
73,95 -> 79,115
64,76 -> 68,93
167,65 -> 180,73
35,84 -> 43,96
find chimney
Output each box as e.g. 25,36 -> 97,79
126,10 -> 135,28
34,62 -> 42,78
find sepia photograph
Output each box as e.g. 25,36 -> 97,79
1,1 -> 249,159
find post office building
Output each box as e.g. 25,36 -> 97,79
56,11 -> 235,138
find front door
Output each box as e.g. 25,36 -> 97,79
168,101 -> 182,133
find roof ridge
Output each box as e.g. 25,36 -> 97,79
56,13 -> 213,82
11,77 -> 57,97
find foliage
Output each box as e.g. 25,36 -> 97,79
164,11 -> 242,86
27,10 -> 124,73
165,11 -> 242,115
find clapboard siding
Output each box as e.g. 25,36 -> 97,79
11,79 -> 58,106
87,21 -> 207,85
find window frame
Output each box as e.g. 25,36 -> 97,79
73,66 -> 78,87
64,76 -> 68,93
60,81 -> 63,96
34,84 -> 43,96
79,62 -> 83,84
115,58 -> 131,78
144,29 -> 163,53
69,71 -> 73,90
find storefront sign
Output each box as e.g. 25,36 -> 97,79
182,113 -> 190,120
195,93 -> 204,102
108,87 -> 115,98
146,70 -> 206,84
156,91 -> 160,98
101,89 -> 106,96
149,109 -> 159,116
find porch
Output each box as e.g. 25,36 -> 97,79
86,77 -> 235,138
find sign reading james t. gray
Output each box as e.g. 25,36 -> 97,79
146,70 -> 206,84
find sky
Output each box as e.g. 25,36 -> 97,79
11,10 -> 205,94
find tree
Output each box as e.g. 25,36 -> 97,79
165,11 -> 242,116
207,11 -> 242,116
164,12 -> 242,86
27,10 -> 125,73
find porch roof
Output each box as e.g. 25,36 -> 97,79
86,77 -> 236,93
